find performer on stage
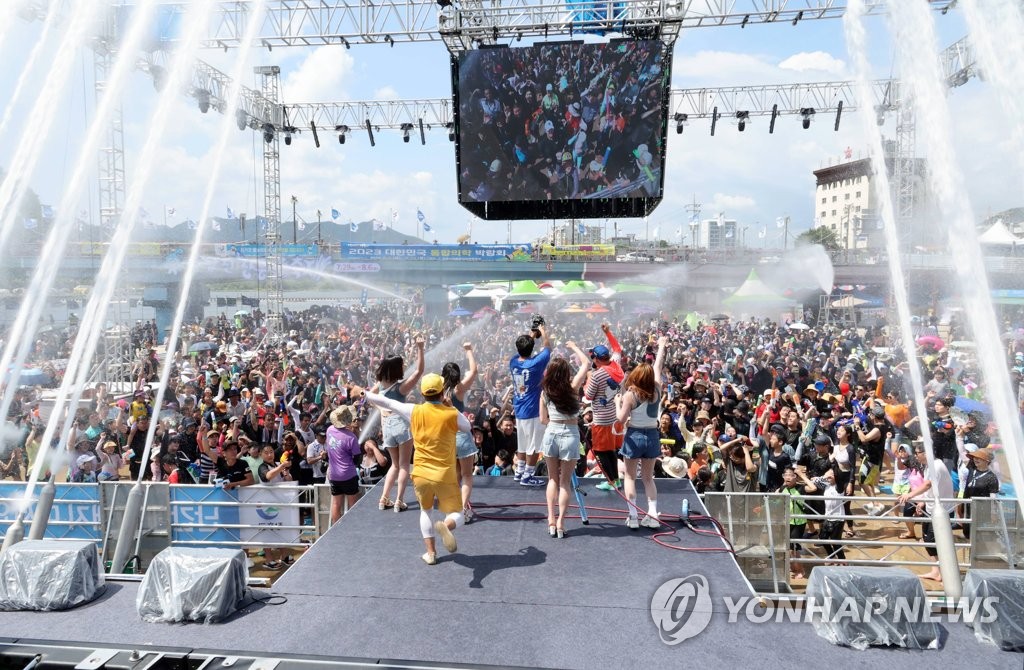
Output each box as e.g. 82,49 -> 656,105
373,333 -> 425,513
441,342 -> 480,521
585,324 -> 626,490
539,341 -> 590,538
509,318 -> 552,487
354,374 -> 472,566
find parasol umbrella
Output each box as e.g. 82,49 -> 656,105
473,306 -> 497,319
514,303 -> 538,314
9,368 -> 50,386
189,341 -> 219,353
584,304 -> 610,314
557,279 -> 604,301
787,322 -> 810,331
448,307 -> 473,317
234,309 -> 251,317
954,396 -> 991,417
915,335 -> 945,350
559,304 -> 586,314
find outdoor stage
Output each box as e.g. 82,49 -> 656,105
0,478 -> 1018,669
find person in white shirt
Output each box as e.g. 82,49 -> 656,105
897,457 -> 954,583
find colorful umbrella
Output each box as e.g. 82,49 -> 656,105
448,307 -> 473,317
916,335 -> 945,350
559,304 -> 586,314
584,304 -> 610,314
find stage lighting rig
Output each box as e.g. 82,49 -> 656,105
736,111 -> 749,132
262,123 -> 275,144
401,123 -> 414,143
674,113 -> 687,134
236,108 -> 247,131
446,122 -> 455,142
196,89 -> 211,113
800,107 -> 815,129
336,125 -> 350,144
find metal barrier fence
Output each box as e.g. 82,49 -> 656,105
704,492 -> 1022,597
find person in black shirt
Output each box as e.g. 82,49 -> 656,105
798,434 -> 834,534
960,447 -> 999,539
215,441 -> 253,490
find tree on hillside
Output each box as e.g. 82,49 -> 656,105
795,226 -> 841,252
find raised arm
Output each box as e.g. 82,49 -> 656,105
565,341 -> 591,391
456,342 -> 478,397
357,387 -> 414,422
399,333 -> 426,396
653,335 -> 667,383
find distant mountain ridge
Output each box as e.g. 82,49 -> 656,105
120,218 -> 429,245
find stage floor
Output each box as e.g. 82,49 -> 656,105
0,477 -> 1019,669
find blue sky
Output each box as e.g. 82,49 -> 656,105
0,3 -> 1011,247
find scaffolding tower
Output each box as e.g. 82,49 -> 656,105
93,13 -> 125,236
257,66 -> 284,341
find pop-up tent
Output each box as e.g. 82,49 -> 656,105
722,269 -> 796,311
979,219 -> 1021,246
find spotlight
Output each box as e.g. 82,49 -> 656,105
736,110 -> 749,132
365,119 -> 375,147
150,65 -> 167,92
791,10 -> 803,25
436,0 -> 452,6
262,123 -> 275,144
874,105 -> 886,126
384,34 -> 394,47
516,31 -> 522,41
800,107 -> 815,129
418,118 -> 426,145
401,123 -> 413,143
493,26 -> 499,41
310,121 -> 320,148
236,108 -> 247,131
196,89 -> 211,114
769,104 -> 778,134
341,36 -> 350,49
673,112 -> 687,134
834,100 -> 843,131
446,122 -> 455,142
710,106 -> 719,136
262,39 -> 272,52
284,128 -> 293,146
740,14 -> 749,28
336,124 -> 350,144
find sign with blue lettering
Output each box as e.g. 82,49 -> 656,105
339,243 -> 532,260
0,484 -> 101,540
224,243 -> 321,258
170,486 -> 241,545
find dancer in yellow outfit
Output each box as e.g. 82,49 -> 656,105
353,373 -> 472,565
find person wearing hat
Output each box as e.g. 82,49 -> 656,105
325,405 -> 362,525
509,321 -> 553,488
541,83 -> 559,112
585,324 -> 626,491
958,446 -> 999,539
306,424 -> 329,485
659,456 -> 688,481
71,454 -> 98,483
354,373 -> 473,566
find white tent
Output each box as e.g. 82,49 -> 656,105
979,219 -> 1021,245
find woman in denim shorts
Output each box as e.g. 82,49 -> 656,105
539,341 -> 590,538
441,342 -> 479,521
615,335 -> 667,530
374,334 -> 425,512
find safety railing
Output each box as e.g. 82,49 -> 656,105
704,491 -> 1021,597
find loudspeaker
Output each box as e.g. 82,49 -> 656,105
0,539 -> 105,611
136,546 -> 248,623
805,566 -> 939,650
964,569 -> 1024,651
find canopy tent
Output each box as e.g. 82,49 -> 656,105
463,286 -> 506,298
558,304 -> 587,314
506,280 -> 546,299
979,219 -> 1021,245
722,269 -> 795,309
604,282 -> 660,300
830,293 -> 883,308
557,279 -> 603,301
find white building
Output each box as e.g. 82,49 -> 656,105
695,216 -> 738,249
812,157 -> 881,250
551,220 -> 602,245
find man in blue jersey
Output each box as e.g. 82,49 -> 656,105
509,320 -> 552,486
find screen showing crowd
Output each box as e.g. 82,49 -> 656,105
456,40 -> 669,204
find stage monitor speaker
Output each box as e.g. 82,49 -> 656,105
805,566 -> 940,650
964,568 -> 1024,651
137,546 -> 248,623
0,539 -> 105,611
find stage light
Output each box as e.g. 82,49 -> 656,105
791,10 -> 803,25
284,128 -> 293,146
446,122 -> 455,142
401,123 -> 413,143
740,14 -> 749,28
262,39 -> 272,52
834,101 -> 843,131
196,89 -> 211,114
341,36 -> 350,49
437,0 -> 452,7
236,109 -> 247,131
493,26 -> 499,41
735,111 -> 749,132
262,123 -> 275,144
385,35 -> 394,47
310,121 -> 320,148
710,106 -> 719,136
336,124 -> 350,144
673,113 -> 687,134
942,1 -> 957,15
874,105 -> 886,126
769,103 -> 778,134
800,107 -> 815,129
418,118 -> 426,145
366,119 -> 375,147
516,31 -> 522,41
150,65 -> 167,91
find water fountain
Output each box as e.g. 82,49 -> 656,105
0,0 -> 60,140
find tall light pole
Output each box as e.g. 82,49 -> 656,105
291,194 -> 298,244
316,209 -> 322,248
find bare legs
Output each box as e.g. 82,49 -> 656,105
545,457 -> 577,535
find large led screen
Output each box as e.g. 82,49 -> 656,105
453,40 -> 671,220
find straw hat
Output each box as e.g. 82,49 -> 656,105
662,456 -> 688,479
330,405 -> 356,429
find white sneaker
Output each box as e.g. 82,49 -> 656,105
434,520 -> 458,553
640,515 -> 661,529
626,517 -> 639,530
421,552 -> 437,565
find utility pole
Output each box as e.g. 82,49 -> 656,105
783,215 -> 791,250
316,209 -> 322,247
685,194 -> 702,249
291,194 -> 298,244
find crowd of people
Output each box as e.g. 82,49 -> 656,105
0,300 -> 1012,577
458,41 -> 667,202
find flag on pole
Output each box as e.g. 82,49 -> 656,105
758,226 -> 767,239
41,205 -> 54,220
776,216 -> 786,228
166,206 -> 176,217
373,219 -> 386,231
331,208 -> 340,220
417,209 -> 425,223
391,211 -> 399,224
423,221 -> 432,233
298,218 -> 307,231
690,212 -> 699,223
716,212 -> 725,227
652,226 -> 659,238
227,206 -> 236,220
350,221 -> 359,232
23,218 -> 37,230
577,221 -> 586,236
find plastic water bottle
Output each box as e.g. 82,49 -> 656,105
681,498 -> 690,520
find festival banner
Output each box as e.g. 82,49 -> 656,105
169,485 -> 241,545
339,243 -> 532,260
538,244 -> 615,258
237,483 -> 301,545
224,243 -> 321,258
0,483 -> 102,541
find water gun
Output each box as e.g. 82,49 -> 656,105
850,399 -> 868,425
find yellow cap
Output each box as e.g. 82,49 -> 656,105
420,373 -> 444,397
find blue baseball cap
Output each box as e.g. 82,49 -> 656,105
589,345 -> 611,360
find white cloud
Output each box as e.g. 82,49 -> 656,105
778,51 -> 847,76
710,193 -> 757,212
373,86 -> 399,100
282,46 -> 355,103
